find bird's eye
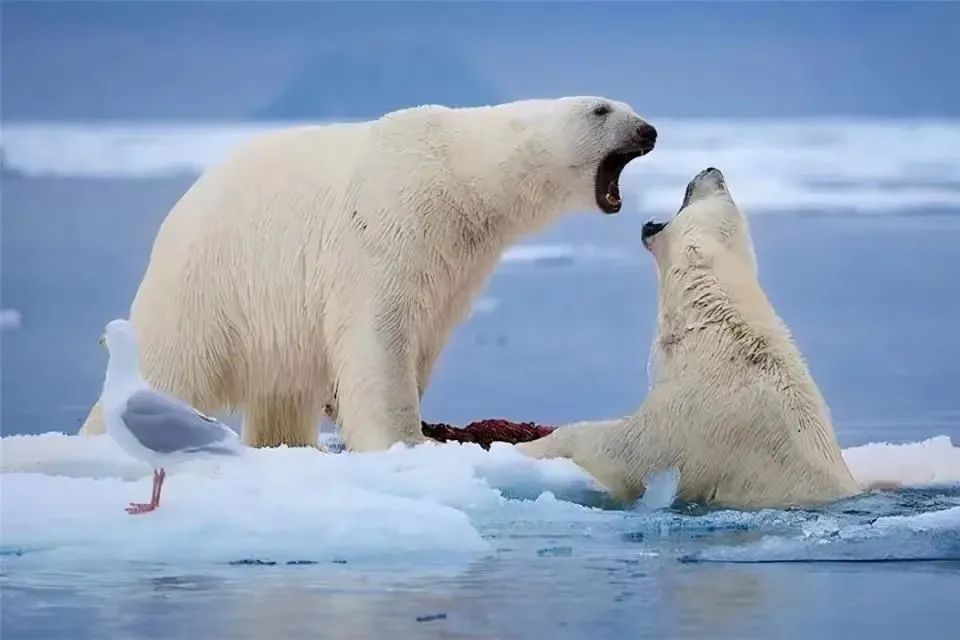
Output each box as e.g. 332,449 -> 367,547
593,104 -> 612,116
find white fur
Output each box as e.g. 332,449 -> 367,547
520,171 -> 860,509
80,98 -> 654,452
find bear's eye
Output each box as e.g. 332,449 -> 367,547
593,103 -> 612,117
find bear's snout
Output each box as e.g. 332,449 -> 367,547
633,123 -> 658,153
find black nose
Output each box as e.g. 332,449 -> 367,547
636,123 -> 657,147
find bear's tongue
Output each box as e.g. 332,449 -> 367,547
605,180 -> 622,208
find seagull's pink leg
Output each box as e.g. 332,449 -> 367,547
126,469 -> 161,515
155,468 -> 166,507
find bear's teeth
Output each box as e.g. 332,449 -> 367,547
606,193 -> 621,206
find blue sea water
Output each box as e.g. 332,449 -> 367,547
1,120 -> 959,639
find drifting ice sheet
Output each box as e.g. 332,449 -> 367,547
1,433 -> 957,565
0,434 -> 601,564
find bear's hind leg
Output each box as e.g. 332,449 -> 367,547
243,395 -> 319,448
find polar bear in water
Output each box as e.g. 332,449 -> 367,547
520,168 -> 860,509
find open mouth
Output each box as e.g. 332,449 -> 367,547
641,219 -> 667,248
595,146 -> 653,214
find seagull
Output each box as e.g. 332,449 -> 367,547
98,318 -> 243,514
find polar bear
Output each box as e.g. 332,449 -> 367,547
80,97 -> 657,452
520,168 -> 860,509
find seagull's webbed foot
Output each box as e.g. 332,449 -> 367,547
125,502 -> 157,515
125,468 -> 165,515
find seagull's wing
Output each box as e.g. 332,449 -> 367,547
121,389 -> 240,455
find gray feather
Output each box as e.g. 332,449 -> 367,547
121,390 -> 238,455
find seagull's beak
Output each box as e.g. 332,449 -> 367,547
98,334 -> 106,348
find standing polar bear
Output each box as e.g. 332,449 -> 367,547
520,168 -> 860,509
80,97 -> 657,452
